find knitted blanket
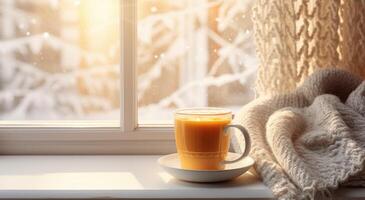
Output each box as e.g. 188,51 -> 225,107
231,69 -> 365,199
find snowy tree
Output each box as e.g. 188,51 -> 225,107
0,0 -> 120,120
0,0 -> 257,122
137,0 -> 257,122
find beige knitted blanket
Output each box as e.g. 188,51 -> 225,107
231,69 -> 365,199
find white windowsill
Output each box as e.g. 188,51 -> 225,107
0,155 -> 364,199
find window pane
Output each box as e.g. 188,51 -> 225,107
137,0 -> 257,124
0,0 -> 120,120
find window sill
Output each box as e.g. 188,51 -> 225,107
0,155 -> 364,199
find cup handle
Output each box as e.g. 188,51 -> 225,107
222,124 -> 251,164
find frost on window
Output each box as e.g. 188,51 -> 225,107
0,0 -> 120,120
137,0 -> 257,123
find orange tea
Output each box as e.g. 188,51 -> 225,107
175,117 -> 231,170
174,108 -> 232,170
174,108 -> 251,170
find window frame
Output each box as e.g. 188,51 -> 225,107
0,0 -> 175,155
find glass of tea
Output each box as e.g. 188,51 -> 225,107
174,107 -> 251,170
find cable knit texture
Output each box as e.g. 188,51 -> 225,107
253,0 -> 365,96
231,69 -> 365,199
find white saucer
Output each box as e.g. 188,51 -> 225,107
158,153 -> 254,183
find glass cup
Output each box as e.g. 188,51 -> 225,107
174,107 -> 251,170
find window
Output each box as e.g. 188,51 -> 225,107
137,0 -> 257,124
0,0 -> 120,121
0,0 -> 256,154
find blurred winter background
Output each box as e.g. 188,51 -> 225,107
0,0 -> 257,123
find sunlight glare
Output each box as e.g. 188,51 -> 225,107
0,172 -> 144,190
79,0 -> 119,53
158,172 -> 174,183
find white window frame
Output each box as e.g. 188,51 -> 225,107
0,0 -> 175,155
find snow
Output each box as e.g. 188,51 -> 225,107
0,0 -> 257,122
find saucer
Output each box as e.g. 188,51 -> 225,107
158,153 -> 255,183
